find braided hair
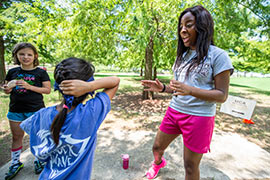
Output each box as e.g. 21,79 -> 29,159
175,5 -> 214,77
51,57 -> 95,145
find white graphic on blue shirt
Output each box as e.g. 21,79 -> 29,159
32,129 -> 90,179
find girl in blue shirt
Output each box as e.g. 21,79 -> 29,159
20,57 -> 120,180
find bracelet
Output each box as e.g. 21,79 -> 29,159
161,83 -> 166,93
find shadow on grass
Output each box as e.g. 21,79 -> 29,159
230,83 -> 270,96
117,86 -> 140,94
249,89 -> 270,96
230,83 -> 251,88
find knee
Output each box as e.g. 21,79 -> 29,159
12,133 -> 24,141
184,159 -> 198,175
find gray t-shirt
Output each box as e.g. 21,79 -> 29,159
170,45 -> 234,116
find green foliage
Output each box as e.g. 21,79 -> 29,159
1,0 -> 65,64
0,0 -> 270,73
118,0 -> 181,70
212,0 -> 270,72
233,39 -> 270,73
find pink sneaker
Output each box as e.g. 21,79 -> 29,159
146,157 -> 167,179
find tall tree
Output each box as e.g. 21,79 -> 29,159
0,0 -> 43,83
0,0 -> 16,83
0,33 -> 4,84
1,0 -> 270,85
119,0 -> 183,99
212,0 -> 270,73
0,0 -> 65,76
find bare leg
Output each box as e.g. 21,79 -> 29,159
152,130 -> 179,164
9,121 -> 24,149
183,145 -> 203,180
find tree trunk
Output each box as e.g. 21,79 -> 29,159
140,59 -> 144,77
0,35 -> 6,84
153,66 -> 157,80
142,36 -> 154,100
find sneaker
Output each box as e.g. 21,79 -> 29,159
146,157 -> 167,179
34,160 -> 44,174
5,162 -> 24,180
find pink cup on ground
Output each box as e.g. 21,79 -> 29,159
121,154 -> 129,170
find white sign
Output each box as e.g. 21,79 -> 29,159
220,95 -> 256,120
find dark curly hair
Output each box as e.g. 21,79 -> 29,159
51,57 -> 95,145
175,5 -> 214,75
12,42 -> 39,67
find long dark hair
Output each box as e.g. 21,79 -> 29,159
175,5 -> 214,75
51,57 -> 95,145
12,42 -> 39,67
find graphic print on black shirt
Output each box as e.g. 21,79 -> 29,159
14,72 -> 36,93
5,67 -> 50,113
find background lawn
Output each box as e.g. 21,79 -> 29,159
0,73 -> 269,167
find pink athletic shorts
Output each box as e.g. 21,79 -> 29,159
160,107 -> 215,154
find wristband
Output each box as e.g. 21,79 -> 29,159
161,83 -> 166,93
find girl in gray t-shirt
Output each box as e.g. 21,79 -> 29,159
141,5 -> 234,180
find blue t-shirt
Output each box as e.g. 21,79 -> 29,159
170,45 -> 234,116
20,92 -> 111,180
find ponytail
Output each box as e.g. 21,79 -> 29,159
50,105 -> 68,145
51,57 -> 95,145
50,95 -> 88,145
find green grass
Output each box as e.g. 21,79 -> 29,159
1,75 -> 269,125
0,92 -> 10,131
230,77 -> 270,96
0,73 -> 170,128
230,77 -> 270,91
1,74 -> 270,157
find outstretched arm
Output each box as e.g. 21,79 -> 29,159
59,76 -> 120,100
141,78 -> 174,93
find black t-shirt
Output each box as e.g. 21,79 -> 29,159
5,67 -> 51,113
